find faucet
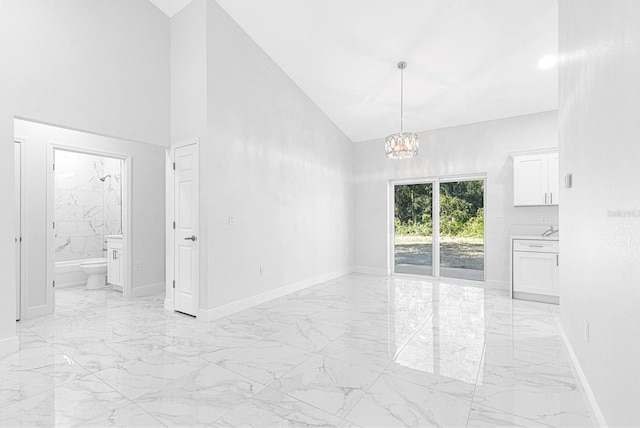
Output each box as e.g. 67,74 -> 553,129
542,225 -> 559,237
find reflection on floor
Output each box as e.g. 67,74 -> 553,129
395,264 -> 485,281
3,274 -> 592,427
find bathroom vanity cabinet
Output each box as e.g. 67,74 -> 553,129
511,236 -> 559,304
106,235 -> 124,291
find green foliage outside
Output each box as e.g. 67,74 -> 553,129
394,181 -> 484,238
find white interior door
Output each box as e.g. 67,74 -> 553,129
15,141 -> 21,321
173,142 -> 199,316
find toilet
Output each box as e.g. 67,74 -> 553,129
79,258 -> 108,289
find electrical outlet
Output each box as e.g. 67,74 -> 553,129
503,258 -> 509,266
584,320 -> 590,344
259,265 -> 265,276
540,216 -> 548,224
135,261 -> 142,271
228,215 -> 236,225
495,216 -> 506,224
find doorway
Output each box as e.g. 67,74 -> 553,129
392,176 -> 485,281
46,145 -> 132,310
167,139 -> 199,317
15,140 -> 23,321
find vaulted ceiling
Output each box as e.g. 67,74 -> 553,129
149,0 -> 558,142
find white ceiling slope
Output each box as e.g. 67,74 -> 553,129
148,0 -> 194,17
152,0 -> 558,143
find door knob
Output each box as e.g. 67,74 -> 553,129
184,235 -> 197,241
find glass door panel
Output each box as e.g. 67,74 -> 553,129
438,180 -> 484,281
394,183 -> 433,275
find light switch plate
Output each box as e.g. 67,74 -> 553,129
565,173 -> 573,188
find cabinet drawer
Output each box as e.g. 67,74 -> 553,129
513,239 -> 558,253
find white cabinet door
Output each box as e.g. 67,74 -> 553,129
548,152 -> 559,205
514,154 -> 548,206
513,251 -> 559,296
107,249 -> 122,286
117,249 -> 125,286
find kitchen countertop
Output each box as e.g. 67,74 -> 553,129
511,234 -> 559,241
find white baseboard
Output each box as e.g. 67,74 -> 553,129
199,267 -> 353,322
485,279 -> 509,290
131,282 -> 165,298
353,266 -> 389,276
0,336 -> 19,357
558,324 -> 608,428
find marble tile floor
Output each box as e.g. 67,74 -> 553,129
2,274 -> 593,427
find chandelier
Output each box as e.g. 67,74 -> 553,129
385,61 -> 418,159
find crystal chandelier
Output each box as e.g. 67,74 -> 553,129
385,61 -> 418,159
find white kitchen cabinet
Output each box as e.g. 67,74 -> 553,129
512,238 -> 559,303
107,235 -> 124,291
513,152 -> 559,206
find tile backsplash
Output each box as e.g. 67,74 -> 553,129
54,150 -> 122,262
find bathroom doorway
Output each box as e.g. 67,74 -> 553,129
46,144 -> 132,311
51,149 -> 125,296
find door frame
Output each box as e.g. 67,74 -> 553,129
389,173 -> 487,282
165,138 -> 200,316
14,138 -> 25,321
46,143 -> 133,305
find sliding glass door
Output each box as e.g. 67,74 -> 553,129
439,180 -> 484,281
393,183 -> 434,275
393,177 -> 485,281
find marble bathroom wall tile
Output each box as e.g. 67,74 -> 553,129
215,339 -> 311,385
0,375 -> 146,427
267,354 -> 381,418
55,204 -> 84,221
343,374 -> 472,428
136,364 -> 266,427
72,189 -> 104,206
214,387 -> 343,427
105,220 -> 122,235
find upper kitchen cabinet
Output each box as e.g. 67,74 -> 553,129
513,152 -> 559,206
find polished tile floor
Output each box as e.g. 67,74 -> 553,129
2,274 -> 592,427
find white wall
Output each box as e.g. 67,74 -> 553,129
15,119 -> 166,318
559,1 -> 640,426
170,0 -> 354,314
169,0 -> 210,309
206,1 -> 353,309
353,111 -> 558,287
0,0 -> 169,346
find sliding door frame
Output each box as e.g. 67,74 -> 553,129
389,173 -> 487,282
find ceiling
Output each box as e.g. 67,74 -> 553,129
149,0 -> 558,143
